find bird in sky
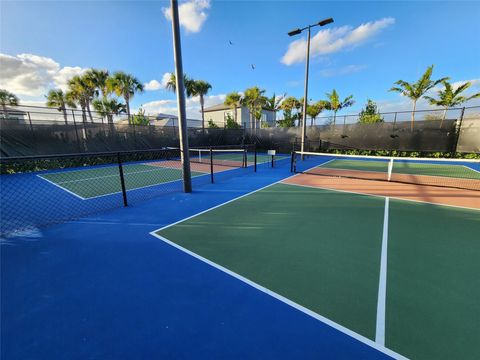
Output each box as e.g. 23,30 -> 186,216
251,64 -> 255,70
229,40 -> 234,45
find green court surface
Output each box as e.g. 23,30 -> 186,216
40,163 -> 206,199
155,183 -> 480,360
321,159 -> 480,179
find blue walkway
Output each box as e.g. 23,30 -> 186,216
1,159 -> 392,359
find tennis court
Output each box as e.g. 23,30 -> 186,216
3,149 -> 479,359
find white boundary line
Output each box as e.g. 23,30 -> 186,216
298,151 -> 480,163
376,197 -> 390,345
280,181 -> 480,212
36,174 -> 87,200
149,231 -> 407,359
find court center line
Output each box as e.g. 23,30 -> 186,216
376,197 -> 389,346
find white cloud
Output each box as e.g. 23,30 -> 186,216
281,17 -> 395,65
320,64 -> 367,77
144,79 -> 162,91
53,66 -> 87,91
0,53 -> 87,96
161,72 -> 172,88
163,0 -> 210,33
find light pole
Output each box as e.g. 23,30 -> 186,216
288,17 -> 333,157
170,0 -> 192,192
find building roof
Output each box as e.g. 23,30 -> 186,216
203,103 -> 235,112
203,103 -> 274,113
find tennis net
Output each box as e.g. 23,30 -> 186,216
292,151 -> 480,191
189,148 -> 248,168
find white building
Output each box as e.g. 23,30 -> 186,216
203,103 -> 276,128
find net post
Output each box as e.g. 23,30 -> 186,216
254,144 -> 257,172
209,147 -> 214,183
243,144 -> 247,168
290,151 -> 295,172
292,151 -> 297,172
117,153 -> 128,207
387,157 -> 393,181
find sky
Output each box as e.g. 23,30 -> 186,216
1,0 -> 479,120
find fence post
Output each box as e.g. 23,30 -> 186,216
71,110 -> 82,151
209,147 -> 214,183
452,107 -> 465,157
27,112 -> 35,141
117,153 -> 128,207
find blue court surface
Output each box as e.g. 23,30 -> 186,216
0,158 -> 399,359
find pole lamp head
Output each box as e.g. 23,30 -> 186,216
318,18 -> 334,26
288,28 -> 302,36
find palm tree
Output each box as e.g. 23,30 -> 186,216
224,92 -> 242,125
390,65 -> 448,130
241,86 -> 266,129
280,96 -> 302,126
46,89 -> 77,124
190,80 -> 212,130
165,72 -> 195,96
92,97 -> 126,131
0,89 -> 20,117
67,76 -> 90,123
325,89 -> 355,125
107,71 -> 144,125
264,93 -> 285,123
68,75 -> 96,122
85,69 -> 110,99
424,80 -> 480,128
307,100 -> 328,126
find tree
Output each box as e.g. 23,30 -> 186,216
225,113 -> 241,129
190,80 -> 212,130
67,76 -> 90,123
424,80 -> 480,128
264,93 -> 285,123
224,92 -> 242,125
307,100 -> 328,126
207,119 -> 219,128
85,69 -> 110,99
390,65 -> 448,130
241,86 -> 266,129
358,99 -> 383,124
280,96 -> 302,126
92,97 -> 126,125
0,89 -> 20,117
325,89 -> 354,125
107,71 -> 144,125
165,72 -> 195,96
46,89 -> 77,124
131,106 -> 150,126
